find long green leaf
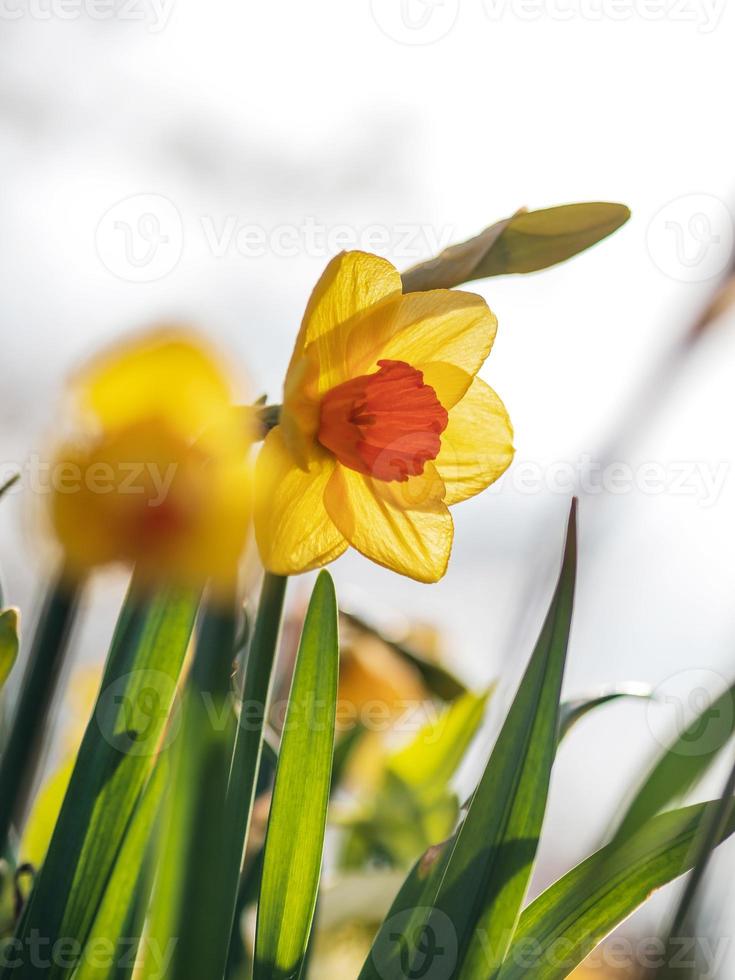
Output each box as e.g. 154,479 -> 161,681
0,609 -> 19,693
359,499 -> 577,980
341,689 -> 492,869
71,761 -> 166,980
219,574 -> 287,962
558,683 -> 653,741
254,570 -> 339,980
401,203 -> 630,291
615,679 -> 735,843
146,600 -> 239,980
6,583 -> 199,980
660,752 -> 735,965
388,687 -> 493,799
0,577 -> 81,855
496,801 -> 735,980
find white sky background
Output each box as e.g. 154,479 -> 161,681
2,0 -> 735,963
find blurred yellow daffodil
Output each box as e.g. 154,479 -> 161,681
255,251 -> 514,582
51,329 -> 252,589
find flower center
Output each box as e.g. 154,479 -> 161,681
317,359 -> 448,482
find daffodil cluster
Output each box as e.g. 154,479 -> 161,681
49,252 -> 513,585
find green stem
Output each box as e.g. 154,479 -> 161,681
220,573 -> 287,969
0,572 -> 82,855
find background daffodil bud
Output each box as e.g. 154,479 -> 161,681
49,328 -> 253,590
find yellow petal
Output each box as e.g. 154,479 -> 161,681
255,426 -> 346,575
324,463 -> 453,583
282,252 -> 402,463
298,250 -> 402,357
435,377 -> 514,505
75,329 -> 235,437
51,423 -> 252,588
288,251 -> 402,392
331,289 -> 497,408
375,290 -> 497,407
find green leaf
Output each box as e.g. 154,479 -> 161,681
0,475 -> 19,501
614,679 -> 735,843
355,689 -> 493,868
662,755 -> 735,951
254,570 -> 339,980
145,600 -> 240,980
400,203 -> 630,291
220,574 -> 287,961
0,578 -> 81,854
71,761 -> 166,980
558,683 -> 653,742
359,499 -> 577,980
388,687 -> 493,800
496,801 -> 735,980
0,609 -> 19,692
341,689 -> 492,871
7,583 -> 199,980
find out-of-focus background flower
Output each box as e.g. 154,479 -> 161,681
2,2 -> 735,973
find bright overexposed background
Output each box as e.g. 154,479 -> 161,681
2,0 -> 735,964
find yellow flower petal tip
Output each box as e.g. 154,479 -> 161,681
255,251 -> 514,583
50,328 -> 253,590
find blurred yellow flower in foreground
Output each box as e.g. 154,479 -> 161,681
51,330 -> 252,588
255,251 -> 514,582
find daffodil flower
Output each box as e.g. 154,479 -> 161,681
255,251 -> 514,583
51,330 -> 252,589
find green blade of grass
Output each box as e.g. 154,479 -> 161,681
359,499 -> 577,980
253,570 -> 339,980
614,679 -> 735,843
401,203 -> 630,291
656,752 -> 735,974
0,576 -> 81,856
496,801 -> 735,980
148,599 -> 240,980
71,760 -> 166,980
558,683 -> 654,742
6,582 -> 199,980
0,609 -> 20,694
219,574 -> 287,964
388,687 -> 493,800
